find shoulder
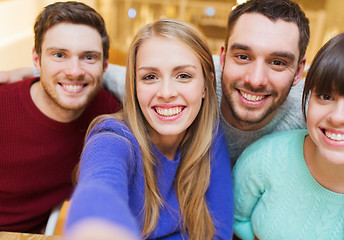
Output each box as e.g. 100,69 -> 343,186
86,88 -> 122,116
236,129 -> 308,171
86,117 -> 139,150
88,117 -> 132,140
0,78 -> 37,108
244,129 -> 308,155
84,117 -> 138,159
95,88 -> 122,107
272,80 -> 306,131
0,77 -> 36,92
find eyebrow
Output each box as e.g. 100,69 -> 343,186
230,43 -> 296,61
230,43 -> 250,51
46,47 -> 102,55
270,51 -> 295,61
137,64 -> 197,72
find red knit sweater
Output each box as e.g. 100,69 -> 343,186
0,77 -> 121,233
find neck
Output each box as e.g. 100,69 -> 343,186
304,135 -> 344,194
149,132 -> 185,161
30,81 -> 84,123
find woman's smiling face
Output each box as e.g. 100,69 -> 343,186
135,36 -> 205,145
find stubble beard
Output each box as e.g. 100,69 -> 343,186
41,77 -> 99,112
222,78 -> 294,127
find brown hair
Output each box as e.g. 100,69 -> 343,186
302,32 -> 344,119
34,1 -> 109,65
225,0 -> 310,63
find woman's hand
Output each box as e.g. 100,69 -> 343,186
65,218 -> 140,240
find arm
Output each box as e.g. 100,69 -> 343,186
232,143 -> 267,240
0,67 -> 34,84
101,63 -> 126,102
206,128 -> 234,239
65,123 -> 141,240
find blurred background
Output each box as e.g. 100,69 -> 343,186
0,0 -> 343,71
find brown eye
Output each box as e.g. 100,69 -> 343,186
318,94 -> 333,101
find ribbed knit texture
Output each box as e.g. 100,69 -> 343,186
66,118 -> 234,239
0,77 -> 121,233
233,129 -> 344,240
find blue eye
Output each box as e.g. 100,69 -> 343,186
54,52 -> 64,58
272,60 -> 285,66
86,55 -> 96,60
238,55 -> 248,60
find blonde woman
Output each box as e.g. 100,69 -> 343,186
65,19 -> 234,240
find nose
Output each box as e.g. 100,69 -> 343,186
156,78 -> 177,100
245,59 -> 268,88
65,57 -> 85,80
328,98 -> 344,125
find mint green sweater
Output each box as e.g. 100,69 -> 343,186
233,129 -> 344,240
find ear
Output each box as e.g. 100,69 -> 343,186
292,56 -> 306,86
219,43 -> 226,73
103,59 -> 109,73
32,48 -> 41,74
203,72 -> 214,98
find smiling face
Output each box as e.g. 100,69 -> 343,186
136,36 -> 205,146
32,23 -> 106,121
220,13 -> 305,131
307,91 -> 344,165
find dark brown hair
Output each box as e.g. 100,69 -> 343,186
302,32 -> 344,119
225,0 -> 310,63
34,1 -> 109,65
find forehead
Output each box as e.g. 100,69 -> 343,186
136,37 -> 201,67
42,23 -> 103,52
229,13 -> 300,58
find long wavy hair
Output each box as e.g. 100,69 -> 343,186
88,18 -> 218,239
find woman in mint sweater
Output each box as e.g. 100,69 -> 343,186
233,33 -> 344,240
65,19 -> 234,240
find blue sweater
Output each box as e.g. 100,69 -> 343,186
233,129 -> 344,240
66,118 -> 234,239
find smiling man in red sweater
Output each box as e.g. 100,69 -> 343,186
0,2 -> 121,233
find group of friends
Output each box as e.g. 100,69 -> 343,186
0,0 -> 343,239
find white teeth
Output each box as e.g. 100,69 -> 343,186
62,84 -> 83,91
155,107 -> 183,117
240,90 -> 264,102
325,130 -> 344,141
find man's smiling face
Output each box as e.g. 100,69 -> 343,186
220,13 -> 305,131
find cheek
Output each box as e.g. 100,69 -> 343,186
136,85 -> 154,108
306,102 -> 321,135
270,70 -> 295,88
222,62 -> 246,85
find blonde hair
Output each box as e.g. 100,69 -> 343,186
89,18 -> 218,239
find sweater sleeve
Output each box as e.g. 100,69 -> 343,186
101,63 -> 126,102
232,139 -> 268,240
65,125 -> 141,238
206,127 -> 234,239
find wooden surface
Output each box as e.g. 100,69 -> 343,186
0,232 -> 63,240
